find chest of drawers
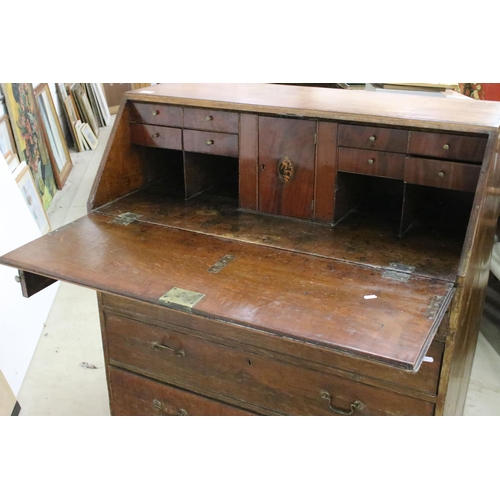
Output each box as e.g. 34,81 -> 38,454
2,84 -> 500,416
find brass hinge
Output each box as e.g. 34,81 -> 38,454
159,287 -> 205,312
208,254 -> 235,274
382,262 -> 416,282
314,133 -> 317,145
110,212 -> 141,226
426,295 -> 444,320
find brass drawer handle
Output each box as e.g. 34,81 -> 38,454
369,135 -> 376,141
320,390 -> 364,415
443,144 -> 450,150
367,158 -> 375,164
151,341 -> 185,357
152,132 -> 160,138
153,400 -> 188,416
437,171 -> 445,178
206,140 -> 214,145
206,115 -> 213,121
152,110 -> 159,116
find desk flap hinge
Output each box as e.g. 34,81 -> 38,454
110,212 -> 141,226
159,287 -> 206,312
426,295 -> 444,320
208,254 -> 235,274
382,262 -> 416,283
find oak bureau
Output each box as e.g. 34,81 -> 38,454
2,83 -> 500,416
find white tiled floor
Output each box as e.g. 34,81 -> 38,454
16,116 -> 500,416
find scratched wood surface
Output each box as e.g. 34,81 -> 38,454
0,212 -> 453,370
94,184 -> 464,282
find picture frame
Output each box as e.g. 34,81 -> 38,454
81,123 -> 98,150
1,83 -> 57,209
70,83 -> 99,138
15,162 -> 51,235
34,83 -> 73,189
63,95 -> 83,151
0,113 -> 17,159
7,153 -> 20,174
75,120 -> 88,150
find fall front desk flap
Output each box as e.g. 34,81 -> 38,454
0,212 -> 454,372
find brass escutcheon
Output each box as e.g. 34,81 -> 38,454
278,155 -> 294,184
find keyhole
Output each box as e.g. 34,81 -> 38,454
248,359 -> 253,367
261,164 -> 266,171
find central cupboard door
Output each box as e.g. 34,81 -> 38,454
258,116 -> 316,219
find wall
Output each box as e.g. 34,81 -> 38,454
0,153 -> 58,396
0,82 -> 101,397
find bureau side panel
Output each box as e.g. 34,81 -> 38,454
437,133 -> 500,415
88,102 -> 144,211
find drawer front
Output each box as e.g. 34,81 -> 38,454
183,129 -> 238,157
408,131 -> 487,163
109,367 -> 255,416
104,313 -> 434,416
129,102 -> 183,127
338,124 -> 409,153
405,157 -> 481,192
130,123 -> 182,150
102,293 -> 443,397
184,108 -> 239,133
338,147 -> 405,179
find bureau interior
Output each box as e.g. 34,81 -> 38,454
106,102 -> 488,282
334,171 -> 476,242
135,146 -> 240,201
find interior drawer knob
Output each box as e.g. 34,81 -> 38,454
152,133 -> 160,138
443,144 -> 450,150
177,409 -> 188,416
206,140 -> 214,145
206,115 -> 213,121
437,171 -> 445,178
367,158 -> 375,164
369,135 -> 376,141
152,110 -> 159,116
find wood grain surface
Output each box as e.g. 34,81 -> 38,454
105,314 -> 434,416
0,211 -> 453,371
125,83 -> 500,132
93,183 -> 462,281
258,116 -> 316,219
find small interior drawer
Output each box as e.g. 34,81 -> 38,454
408,131 -> 487,163
130,123 -> 182,150
338,124 -> 409,153
129,102 -> 183,127
338,147 -> 405,179
405,157 -> 481,192
184,108 -> 239,133
109,367 -> 255,416
183,129 -> 238,157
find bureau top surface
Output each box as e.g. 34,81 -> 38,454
125,83 -> 500,132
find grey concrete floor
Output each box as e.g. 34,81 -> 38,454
16,115 -> 500,416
